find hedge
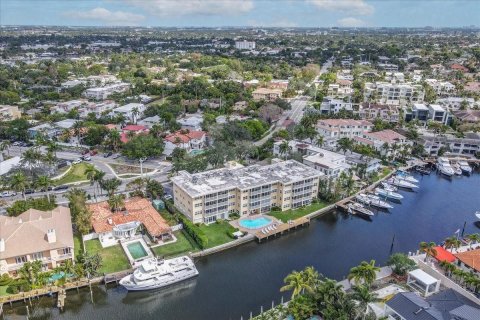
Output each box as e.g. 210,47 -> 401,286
164,199 -> 208,249
7,196 -> 57,217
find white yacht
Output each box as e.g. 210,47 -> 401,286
380,182 -> 398,192
451,162 -> 463,175
347,202 -> 374,217
437,157 -> 455,177
374,188 -> 404,201
387,177 -> 418,189
395,171 -> 419,183
355,193 -> 393,209
119,256 -> 198,291
458,161 -> 472,175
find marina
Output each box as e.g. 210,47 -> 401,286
2,170 -> 480,320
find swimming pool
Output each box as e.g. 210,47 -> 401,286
126,241 -> 149,260
239,217 -> 272,229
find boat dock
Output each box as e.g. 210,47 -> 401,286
255,217 -> 310,242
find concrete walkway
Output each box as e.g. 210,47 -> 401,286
191,234 -> 255,258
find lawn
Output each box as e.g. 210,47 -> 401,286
267,201 -> 330,223
53,163 -> 94,185
84,239 -> 130,274
73,234 -> 83,258
152,231 -> 200,258
0,285 -> 8,296
372,167 -> 393,182
198,220 -> 237,248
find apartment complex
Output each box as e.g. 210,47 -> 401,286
84,82 -> 130,100
407,103 -> 452,125
0,105 -> 21,121
365,82 -> 425,106
319,97 -> 353,114
316,119 -> 373,140
419,132 -> 480,157
0,207 -> 74,276
252,88 -> 282,102
172,160 -> 323,224
235,40 -> 256,50
356,103 -> 401,123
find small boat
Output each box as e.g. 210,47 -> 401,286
381,182 -> 398,192
119,256 -> 199,291
387,177 -> 418,189
395,171 -> 419,183
374,187 -> 404,201
437,157 -> 455,177
365,194 -> 394,209
347,203 -> 374,217
458,161 -> 472,175
415,166 -> 431,175
451,162 -> 463,175
475,211 -> 480,220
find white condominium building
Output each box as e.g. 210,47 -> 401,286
172,160 -> 323,224
365,82 -> 424,106
235,41 -> 256,50
316,119 -> 373,140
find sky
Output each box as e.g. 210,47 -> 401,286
0,0 -> 479,28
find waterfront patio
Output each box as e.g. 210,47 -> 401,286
407,269 -> 441,297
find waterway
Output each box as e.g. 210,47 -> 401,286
4,170 -> 480,320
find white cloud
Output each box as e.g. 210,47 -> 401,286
337,17 -> 367,27
124,0 -> 254,17
65,7 -> 145,25
308,0 -> 374,15
247,19 -> 297,28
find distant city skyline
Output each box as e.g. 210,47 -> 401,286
1,0 -> 479,28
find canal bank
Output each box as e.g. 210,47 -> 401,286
3,171 -> 480,320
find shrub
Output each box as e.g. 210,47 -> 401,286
7,196 -> 57,216
0,273 -> 12,286
8,279 -> 31,293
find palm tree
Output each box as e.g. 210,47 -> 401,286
105,129 -> 122,152
337,137 -> 353,154
85,166 -> 100,198
419,241 -> 437,262
467,233 -> 480,248
350,285 -> 380,319
100,178 -> 121,197
73,120 -> 83,146
280,270 -> 308,299
444,236 -> 461,252
316,136 -> 324,148
439,261 -> 456,277
278,141 -> 291,160
302,266 -> 320,290
0,140 -> 11,157
93,170 -> 106,197
108,194 -> 125,213
46,141 -> 60,157
348,260 -> 380,287
21,147 -> 42,176
10,171 -> 29,201
35,175 -> 53,201
131,106 -> 140,124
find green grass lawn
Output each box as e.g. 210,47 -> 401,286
372,167 -> 393,182
0,285 -> 8,296
152,231 -> 200,258
267,201 -> 330,223
84,239 -> 130,274
53,163 -> 94,185
73,234 -> 83,258
198,220 -> 237,248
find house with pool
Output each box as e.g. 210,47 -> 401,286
172,159 -> 324,224
88,197 -> 173,248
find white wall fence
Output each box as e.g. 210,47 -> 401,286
82,233 -> 99,241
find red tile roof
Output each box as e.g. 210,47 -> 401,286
363,129 -> 406,144
451,64 -> 469,72
433,246 -> 456,263
455,249 -> 480,272
165,130 -> 206,144
123,124 -> 148,132
88,197 -> 171,237
105,124 -> 117,130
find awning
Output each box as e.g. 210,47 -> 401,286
433,246 -> 456,263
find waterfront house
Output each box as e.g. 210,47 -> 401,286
354,129 -> 410,155
315,119 -> 373,146
0,207 -> 74,277
454,249 -> 480,273
172,159 -> 323,224
419,132 -> 480,157
384,289 -> 480,320
88,197 -> 172,248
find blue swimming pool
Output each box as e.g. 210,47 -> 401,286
239,217 -> 272,229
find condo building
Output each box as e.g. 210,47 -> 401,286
171,160 -> 324,224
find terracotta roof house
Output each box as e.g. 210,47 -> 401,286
163,130 -> 208,156
355,129 -> 411,155
455,249 -> 480,273
119,124 -> 149,143
451,64 -> 469,73
88,197 -> 172,248
0,207 -> 74,276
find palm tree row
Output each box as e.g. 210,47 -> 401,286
439,261 -> 480,293
8,171 -> 54,201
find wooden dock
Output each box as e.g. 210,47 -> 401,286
255,217 -> 310,242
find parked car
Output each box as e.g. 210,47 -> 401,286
90,150 -> 98,156
39,187 -> 53,192
112,153 -> 120,159
53,185 -> 69,191
24,189 -> 35,194
104,152 -> 113,158
73,158 -> 82,165
81,155 -> 92,161
1,191 -> 17,197
81,149 -> 90,155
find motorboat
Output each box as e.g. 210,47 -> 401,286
458,161 -> 472,175
451,162 -> 463,175
395,171 -> 419,183
365,194 -> 394,209
119,256 -> 198,291
347,202 -> 374,217
437,157 -> 455,177
415,166 -> 431,175
387,177 -> 418,189
380,182 -> 398,192
374,187 -> 404,201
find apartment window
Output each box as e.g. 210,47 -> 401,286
62,247 -> 72,255
31,252 -> 44,260
15,256 -> 28,264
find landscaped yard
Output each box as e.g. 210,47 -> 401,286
198,220 -> 237,248
372,167 -> 393,182
267,201 -> 330,223
53,163 -> 94,185
0,285 -> 8,296
84,239 -> 130,274
73,234 -> 83,257
152,231 -> 200,258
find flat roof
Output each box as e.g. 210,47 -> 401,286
409,269 -> 439,286
172,159 -> 324,197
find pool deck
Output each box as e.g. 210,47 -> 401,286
230,214 -> 282,234
254,217 -> 310,242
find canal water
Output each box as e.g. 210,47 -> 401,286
5,171 -> 480,320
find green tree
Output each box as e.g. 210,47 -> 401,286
35,175 -> 53,202
387,253 -> 416,276
121,134 -> 164,159
280,270 -> 312,299
9,171 -> 29,201
145,178 -> 164,199
350,285 -> 380,319
348,260 -> 380,287
419,241 -> 437,262
100,178 -> 121,197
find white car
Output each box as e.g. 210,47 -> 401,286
1,191 -> 17,197
72,159 -> 82,165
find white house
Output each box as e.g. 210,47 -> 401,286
110,103 -> 145,123
163,130 -> 208,156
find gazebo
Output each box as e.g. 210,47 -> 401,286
407,269 -> 441,297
